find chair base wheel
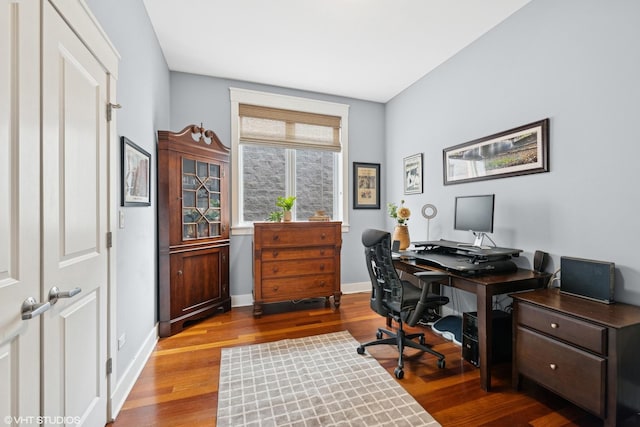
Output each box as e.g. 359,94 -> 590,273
357,346 -> 365,355
438,359 -> 445,369
394,367 -> 404,379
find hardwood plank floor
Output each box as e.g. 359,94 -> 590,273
108,293 -> 607,427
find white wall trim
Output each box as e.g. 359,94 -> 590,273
231,282 -> 370,307
109,325 -> 158,421
229,87 -> 350,234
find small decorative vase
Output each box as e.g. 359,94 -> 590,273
392,225 -> 410,250
283,211 -> 292,222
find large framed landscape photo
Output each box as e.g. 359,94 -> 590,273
443,118 -> 549,185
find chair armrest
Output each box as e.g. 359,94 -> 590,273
406,272 -> 448,326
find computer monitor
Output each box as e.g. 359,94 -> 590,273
454,194 -> 495,247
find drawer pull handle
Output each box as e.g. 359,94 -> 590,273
272,235 -> 279,241
319,249 -> 325,255
272,286 -> 279,292
272,251 -> 279,258
319,281 -> 326,287
549,363 -> 557,370
321,233 -> 326,239
319,264 -> 325,270
551,323 -> 559,329
272,267 -> 279,273
177,270 -> 183,276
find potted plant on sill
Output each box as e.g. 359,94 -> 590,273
276,196 -> 296,222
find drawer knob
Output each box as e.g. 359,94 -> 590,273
321,233 -> 326,239
319,249 -> 325,255
319,281 -> 326,287
319,264 -> 325,271
549,363 -> 557,370
272,251 -> 279,258
177,270 -> 183,276
551,322 -> 559,329
272,286 -> 279,292
272,235 -> 279,241
272,267 -> 279,273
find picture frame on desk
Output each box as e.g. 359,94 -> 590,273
443,118 -> 549,185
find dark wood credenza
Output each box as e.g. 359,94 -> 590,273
512,288 -> 640,426
252,221 -> 342,317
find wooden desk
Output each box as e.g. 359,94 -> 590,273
395,258 -> 549,391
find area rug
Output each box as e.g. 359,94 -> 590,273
217,330 -> 441,426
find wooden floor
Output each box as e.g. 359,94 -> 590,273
108,293 -> 606,427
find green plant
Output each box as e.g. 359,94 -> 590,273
387,200 -> 411,225
267,211 -> 283,222
275,196 -> 296,211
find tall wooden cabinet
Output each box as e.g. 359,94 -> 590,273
158,124 -> 231,337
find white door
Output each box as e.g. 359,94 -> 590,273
41,2 -> 110,425
0,0 -> 42,423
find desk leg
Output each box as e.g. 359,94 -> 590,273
477,286 -> 493,391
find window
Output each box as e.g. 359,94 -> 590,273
230,88 -> 349,234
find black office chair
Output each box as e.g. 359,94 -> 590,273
357,229 -> 449,379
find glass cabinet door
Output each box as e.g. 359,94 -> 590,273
181,157 -> 222,240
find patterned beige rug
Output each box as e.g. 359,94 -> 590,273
217,330 -> 441,426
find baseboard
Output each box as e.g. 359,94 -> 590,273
231,282 -> 370,307
109,324 -> 158,420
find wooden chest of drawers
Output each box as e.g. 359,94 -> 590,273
253,221 -> 342,317
512,288 -> 640,426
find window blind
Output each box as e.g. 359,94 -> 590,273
239,104 -> 341,152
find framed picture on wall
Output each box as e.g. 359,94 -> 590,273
403,153 -> 423,194
353,162 -> 380,209
443,118 -> 549,185
121,136 -> 151,206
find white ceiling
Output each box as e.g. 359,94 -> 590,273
143,0 -> 531,103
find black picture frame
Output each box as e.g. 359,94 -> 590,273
121,136 -> 151,206
403,153 -> 423,194
353,162 -> 380,209
443,118 -> 549,185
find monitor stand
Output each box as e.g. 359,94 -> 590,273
472,232 -> 487,248
456,232 -> 487,249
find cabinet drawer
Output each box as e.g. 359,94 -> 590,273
260,246 -> 334,261
516,326 -> 606,417
261,275 -> 336,300
259,225 -> 337,247
517,302 -> 607,354
262,259 -> 335,278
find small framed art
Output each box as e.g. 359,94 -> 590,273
121,136 -> 151,206
353,162 -> 380,209
403,153 -> 423,194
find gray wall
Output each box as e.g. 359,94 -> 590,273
170,73 -> 386,296
385,0 -> 640,305
86,0 -> 170,384
85,0 -> 640,397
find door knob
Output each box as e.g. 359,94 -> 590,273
21,297 -> 51,320
48,286 -> 82,305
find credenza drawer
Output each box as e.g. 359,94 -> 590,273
261,275 -> 335,299
517,302 -> 607,354
516,326 -> 606,417
260,246 -> 334,261
262,259 -> 335,278
258,225 -> 338,247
